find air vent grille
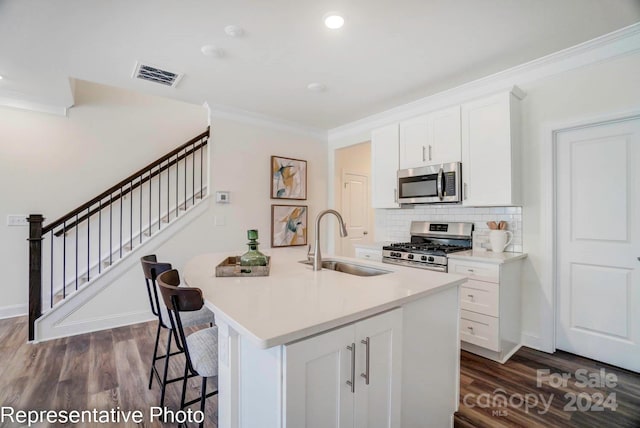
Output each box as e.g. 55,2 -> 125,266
133,62 -> 183,87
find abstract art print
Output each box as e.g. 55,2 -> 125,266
271,205 -> 308,247
271,156 -> 307,200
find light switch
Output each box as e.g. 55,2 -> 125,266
7,215 -> 28,226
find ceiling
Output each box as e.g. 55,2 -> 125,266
1,0 -> 639,130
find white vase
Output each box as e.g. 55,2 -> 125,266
489,230 -> 513,253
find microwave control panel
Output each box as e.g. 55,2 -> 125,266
444,172 -> 457,196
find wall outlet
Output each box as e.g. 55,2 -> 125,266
7,215 -> 28,226
216,191 -> 230,203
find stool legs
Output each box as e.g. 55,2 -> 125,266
159,330 -> 173,408
149,322 -> 162,389
199,377 -> 207,428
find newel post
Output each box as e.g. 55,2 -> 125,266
27,214 -> 44,341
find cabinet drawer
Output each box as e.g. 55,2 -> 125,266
460,310 -> 500,352
460,280 -> 499,317
449,260 -> 499,283
355,248 -> 382,262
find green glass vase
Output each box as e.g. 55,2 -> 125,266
240,229 -> 268,266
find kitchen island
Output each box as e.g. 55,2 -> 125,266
184,248 -> 467,428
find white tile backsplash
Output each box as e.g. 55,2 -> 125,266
375,205 -> 523,252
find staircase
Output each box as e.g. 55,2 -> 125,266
27,128 -> 210,340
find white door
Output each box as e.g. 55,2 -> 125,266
354,309 -> 402,428
341,171 -> 371,257
556,117 -> 640,372
284,324 -> 355,428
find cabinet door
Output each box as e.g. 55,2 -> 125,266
431,105 -> 461,164
461,92 -> 516,206
354,309 -> 403,428
399,115 -> 429,169
371,124 -> 400,208
284,324 -> 355,428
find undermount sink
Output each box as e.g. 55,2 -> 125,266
300,259 -> 390,277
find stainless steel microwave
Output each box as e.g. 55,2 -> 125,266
397,162 -> 462,204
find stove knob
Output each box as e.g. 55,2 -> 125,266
408,254 -> 414,260
421,255 -> 427,261
428,256 -> 435,262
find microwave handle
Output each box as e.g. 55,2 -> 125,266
437,168 -> 444,200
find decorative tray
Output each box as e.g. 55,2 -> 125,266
215,256 -> 271,277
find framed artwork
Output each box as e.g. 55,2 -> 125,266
271,156 -> 307,200
271,205 -> 308,247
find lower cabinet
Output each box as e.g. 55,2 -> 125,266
284,308 -> 402,428
449,257 -> 523,363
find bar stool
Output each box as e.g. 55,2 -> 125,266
140,255 -> 215,407
157,269 -> 218,427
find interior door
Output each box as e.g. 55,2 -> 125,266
341,171 -> 371,257
556,117 -> 640,372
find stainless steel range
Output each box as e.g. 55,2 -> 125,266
382,221 -> 473,272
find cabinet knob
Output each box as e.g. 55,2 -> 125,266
467,326 -> 474,334
467,294 -> 474,302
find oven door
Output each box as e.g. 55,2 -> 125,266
397,162 -> 462,204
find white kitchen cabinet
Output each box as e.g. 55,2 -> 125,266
284,308 -> 402,428
371,124 -> 400,208
461,88 -> 524,206
449,256 -> 524,363
399,106 -> 461,169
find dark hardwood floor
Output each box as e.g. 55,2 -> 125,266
1,316 -> 638,427
456,348 -> 640,428
0,316 -> 217,427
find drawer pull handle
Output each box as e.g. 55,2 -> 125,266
467,269 -> 474,273
365,255 -> 370,258
467,294 -> 474,301
467,326 -> 474,334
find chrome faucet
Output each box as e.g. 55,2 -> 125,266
309,209 -> 348,271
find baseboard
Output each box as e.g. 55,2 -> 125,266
0,304 -> 27,320
521,332 -> 553,353
33,310 -> 155,343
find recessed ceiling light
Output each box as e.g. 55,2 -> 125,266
307,82 -> 327,92
0,75 -> 3,80
323,12 -> 344,29
224,25 -> 244,37
201,45 -> 225,58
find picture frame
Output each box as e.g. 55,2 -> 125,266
271,205 -> 308,247
271,155 -> 307,200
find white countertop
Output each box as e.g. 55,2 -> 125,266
448,250 -> 528,264
183,248 -> 466,349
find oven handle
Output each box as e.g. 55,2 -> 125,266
437,167 -> 444,200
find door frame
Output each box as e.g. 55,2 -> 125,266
539,109 -> 640,354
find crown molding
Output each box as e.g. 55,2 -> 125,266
204,101 -> 327,142
0,96 -> 69,116
328,22 -> 640,144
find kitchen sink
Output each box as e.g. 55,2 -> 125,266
300,260 -> 390,277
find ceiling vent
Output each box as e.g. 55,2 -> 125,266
132,62 -> 183,87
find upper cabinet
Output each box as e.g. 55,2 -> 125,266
399,105 -> 461,169
371,124 -> 400,208
461,88 -> 524,206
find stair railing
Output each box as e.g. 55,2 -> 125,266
27,127 -> 210,340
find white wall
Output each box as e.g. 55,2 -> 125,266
0,80 -> 208,318
518,52 -> 640,349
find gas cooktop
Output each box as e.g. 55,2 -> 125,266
382,222 -> 473,272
